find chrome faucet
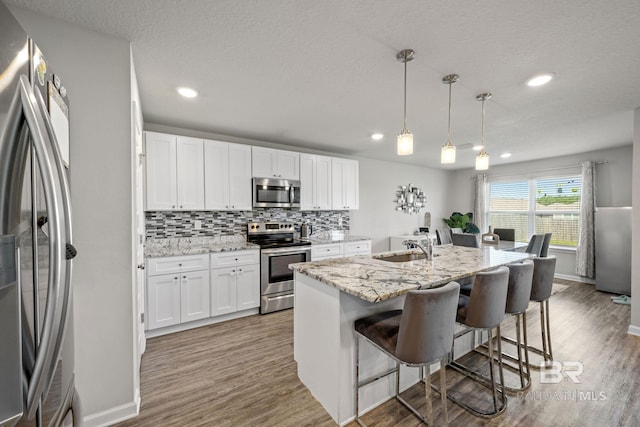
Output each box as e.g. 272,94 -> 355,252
402,238 -> 433,261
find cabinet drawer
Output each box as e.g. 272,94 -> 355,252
147,254 -> 210,276
344,240 -> 371,256
211,250 -> 260,268
311,243 -> 343,260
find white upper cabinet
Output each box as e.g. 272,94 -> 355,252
145,132 -> 177,210
251,146 -> 300,180
204,140 -> 252,210
176,136 -> 205,210
145,132 -> 204,210
300,154 -> 332,210
331,158 -> 359,210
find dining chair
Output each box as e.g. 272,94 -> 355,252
436,229 -> 452,245
540,233 -> 552,257
493,228 -> 515,242
452,233 -> 480,248
524,234 -> 545,256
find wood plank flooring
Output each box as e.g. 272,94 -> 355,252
115,279 -> 640,427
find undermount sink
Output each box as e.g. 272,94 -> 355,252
376,252 -> 438,262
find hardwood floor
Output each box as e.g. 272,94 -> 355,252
115,280 -> 640,427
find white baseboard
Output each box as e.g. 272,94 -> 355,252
146,308 -> 259,338
628,325 -> 640,336
83,395 -> 140,427
555,273 -> 595,284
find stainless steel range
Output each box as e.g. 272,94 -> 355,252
247,222 -> 311,314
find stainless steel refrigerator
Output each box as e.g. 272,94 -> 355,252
0,2 -> 80,426
595,207 -> 632,295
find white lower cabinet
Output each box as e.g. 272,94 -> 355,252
311,240 -> 371,261
211,250 -> 260,317
147,250 -> 259,333
147,269 -> 210,330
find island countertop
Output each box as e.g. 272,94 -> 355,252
290,245 -> 531,303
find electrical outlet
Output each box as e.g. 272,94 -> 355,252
194,220 -> 202,229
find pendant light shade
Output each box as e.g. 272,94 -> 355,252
397,49 -> 415,156
475,93 -> 492,171
440,74 -> 459,164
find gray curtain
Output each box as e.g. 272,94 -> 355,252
576,161 -> 596,278
474,174 -> 487,233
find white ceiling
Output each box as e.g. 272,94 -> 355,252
8,0 -> 640,169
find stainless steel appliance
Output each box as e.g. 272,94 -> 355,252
0,2 -> 79,426
595,207 -> 632,294
300,222 -> 312,239
247,222 -> 311,313
252,177 -> 301,209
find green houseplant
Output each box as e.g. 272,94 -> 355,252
444,212 -> 480,234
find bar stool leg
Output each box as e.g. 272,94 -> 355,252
515,315 -> 525,389
487,328 -> 499,412
354,335 -> 363,427
522,312 -> 531,376
545,299 -> 553,361
539,301 -> 548,364
496,325 -> 506,395
424,366 -> 434,426
440,358 -> 448,426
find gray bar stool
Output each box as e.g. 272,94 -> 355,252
540,233 -> 552,257
481,260 -> 534,392
354,281 -> 460,426
447,267 -> 509,418
527,256 -> 557,368
525,234 -> 545,256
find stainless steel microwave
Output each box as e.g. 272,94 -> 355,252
252,177 -> 300,208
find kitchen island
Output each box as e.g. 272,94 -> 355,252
290,245 -> 531,425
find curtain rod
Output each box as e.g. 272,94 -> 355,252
484,161 -> 607,179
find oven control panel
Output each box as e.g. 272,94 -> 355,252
247,222 -> 295,234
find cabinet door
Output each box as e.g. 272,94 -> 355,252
299,154 -> 315,210
331,158 -> 346,210
276,150 -> 300,180
342,159 -> 359,210
236,264 -> 260,310
176,136 -> 205,210
145,132 -> 177,210
228,143 -> 252,210
315,155 -> 332,210
204,140 -> 230,210
332,158 -> 358,210
251,146 -> 276,178
180,270 -> 210,322
210,267 -> 237,316
147,274 -> 181,330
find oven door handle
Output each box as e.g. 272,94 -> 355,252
261,246 -> 311,255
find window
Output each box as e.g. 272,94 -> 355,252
488,176 -> 582,247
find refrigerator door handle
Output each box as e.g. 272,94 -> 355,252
11,75 -> 75,419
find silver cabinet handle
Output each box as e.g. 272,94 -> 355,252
172,205 -> 176,208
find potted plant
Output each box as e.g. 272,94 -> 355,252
444,212 -> 480,234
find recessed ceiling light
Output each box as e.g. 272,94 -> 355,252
177,87 -> 198,98
527,73 -> 554,87
500,152 -> 512,158
472,144 -> 483,151
371,133 -> 384,141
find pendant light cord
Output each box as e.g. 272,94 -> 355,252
481,97 -> 485,152
447,81 -> 452,141
403,52 -> 408,131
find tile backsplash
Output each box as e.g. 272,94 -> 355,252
146,209 -> 350,239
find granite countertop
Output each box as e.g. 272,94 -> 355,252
145,236 -> 259,258
307,231 -> 371,245
290,245 -> 531,303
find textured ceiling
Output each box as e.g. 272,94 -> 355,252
7,0 -> 640,169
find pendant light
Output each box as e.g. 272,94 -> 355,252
440,74 -> 459,164
397,49 -> 415,156
475,93 -> 492,170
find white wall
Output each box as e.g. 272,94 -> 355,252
631,109 -> 640,335
9,6 -> 137,424
447,145 -> 634,278
349,158 -> 450,253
